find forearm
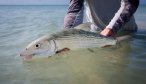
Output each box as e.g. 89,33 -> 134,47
106,0 -> 139,33
64,0 -> 84,28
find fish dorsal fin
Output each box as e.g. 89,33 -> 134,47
74,22 -> 91,32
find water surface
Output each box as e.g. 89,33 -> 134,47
0,5 -> 146,84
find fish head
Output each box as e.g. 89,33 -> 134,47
20,36 -> 56,61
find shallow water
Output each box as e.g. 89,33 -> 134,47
0,5 -> 146,84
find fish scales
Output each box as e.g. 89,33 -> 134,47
20,23 -> 118,61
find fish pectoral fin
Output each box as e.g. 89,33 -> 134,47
55,48 -> 70,55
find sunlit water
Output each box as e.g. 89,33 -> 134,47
0,5 -> 146,84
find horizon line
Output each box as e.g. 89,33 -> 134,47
0,4 -> 68,6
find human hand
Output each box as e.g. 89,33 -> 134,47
100,28 -> 113,37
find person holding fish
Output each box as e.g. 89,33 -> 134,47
20,0 -> 140,61
64,0 -> 139,37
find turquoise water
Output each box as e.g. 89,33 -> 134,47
0,5 -> 146,84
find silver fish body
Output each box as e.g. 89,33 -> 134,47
20,23 -> 117,60
49,29 -> 116,51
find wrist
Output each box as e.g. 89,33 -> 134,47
100,28 -> 113,37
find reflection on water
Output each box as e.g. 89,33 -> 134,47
0,5 -> 146,84
125,33 -> 146,84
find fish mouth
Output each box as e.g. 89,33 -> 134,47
20,54 -> 35,61
22,55 -> 33,61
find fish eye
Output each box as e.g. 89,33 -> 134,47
35,43 -> 41,48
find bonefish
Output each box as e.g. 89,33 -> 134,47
20,23 -> 117,60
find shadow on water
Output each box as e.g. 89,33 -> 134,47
125,31 -> 146,84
